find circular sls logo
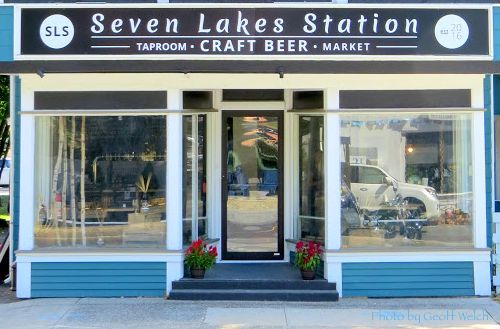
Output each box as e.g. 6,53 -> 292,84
39,14 -> 74,49
434,15 -> 469,50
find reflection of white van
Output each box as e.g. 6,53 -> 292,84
0,159 -> 9,187
349,164 -> 440,220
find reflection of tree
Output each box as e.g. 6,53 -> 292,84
255,139 -> 278,170
50,117 -> 64,246
80,117 -> 87,246
90,197 -> 111,227
70,117 -> 77,246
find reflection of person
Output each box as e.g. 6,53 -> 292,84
227,149 -> 241,184
308,151 -> 324,217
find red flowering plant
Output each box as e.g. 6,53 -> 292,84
185,238 -> 218,269
294,240 -> 322,270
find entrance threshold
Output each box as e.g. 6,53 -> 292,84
170,263 -> 339,301
203,263 -> 312,280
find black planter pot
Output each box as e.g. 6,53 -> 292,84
300,269 -> 316,280
190,267 -> 206,279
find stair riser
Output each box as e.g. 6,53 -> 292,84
169,292 -> 339,302
172,281 -> 336,291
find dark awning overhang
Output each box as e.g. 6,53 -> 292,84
0,60 -> 499,75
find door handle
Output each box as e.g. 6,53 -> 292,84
360,188 -> 368,191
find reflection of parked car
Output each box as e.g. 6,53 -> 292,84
0,159 -> 9,187
349,164 -> 440,220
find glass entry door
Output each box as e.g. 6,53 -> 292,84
221,111 -> 284,260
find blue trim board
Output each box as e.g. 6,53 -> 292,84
485,76 -> 493,249
11,77 -> 19,260
31,262 -> 167,297
495,7 -> 500,62
342,262 -> 474,297
0,6 -> 13,62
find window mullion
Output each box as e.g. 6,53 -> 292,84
192,115 -> 199,242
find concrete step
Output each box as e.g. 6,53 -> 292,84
172,279 -> 336,291
169,288 -> 339,301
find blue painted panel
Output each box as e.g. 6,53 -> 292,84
344,262 -> 471,270
32,276 -> 165,283
495,8 -> 500,61
342,262 -> 474,297
32,262 -> 166,270
346,289 -> 474,298
31,262 -> 167,298
33,269 -> 167,276
30,290 -> 164,298
0,7 -> 13,62
485,76 -> 493,251
12,77 -> 20,260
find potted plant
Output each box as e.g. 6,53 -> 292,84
185,238 -> 217,279
294,240 -> 322,280
136,173 -> 152,212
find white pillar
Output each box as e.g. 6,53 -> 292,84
19,89 -> 35,251
166,256 -> 183,295
323,89 -> 342,294
166,90 -> 183,251
472,115 -> 486,248
474,260 -> 491,296
324,89 -> 341,251
324,255 -> 343,296
16,258 -> 31,298
166,90 -> 184,293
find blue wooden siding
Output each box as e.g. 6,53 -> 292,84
0,6 -> 13,62
485,76 -> 493,248
342,262 -> 474,297
11,77 -> 20,260
31,262 -> 167,297
495,8 -> 500,61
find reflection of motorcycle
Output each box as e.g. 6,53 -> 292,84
341,181 -> 364,235
363,194 -> 423,240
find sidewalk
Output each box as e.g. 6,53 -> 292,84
1,294 -> 500,329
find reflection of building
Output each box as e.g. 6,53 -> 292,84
1,4 -> 495,299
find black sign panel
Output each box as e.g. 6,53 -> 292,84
20,7 -> 490,57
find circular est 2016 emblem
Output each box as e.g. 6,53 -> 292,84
434,14 -> 469,50
39,14 -> 75,49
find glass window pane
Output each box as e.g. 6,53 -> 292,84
225,115 -> 280,253
182,116 -> 194,246
297,116 -> 324,245
183,115 -> 208,245
340,113 -> 473,249
34,116 -> 167,249
197,115 -> 208,239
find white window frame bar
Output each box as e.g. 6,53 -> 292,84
190,114 -> 199,242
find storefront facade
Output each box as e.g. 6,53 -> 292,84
0,4 -> 494,298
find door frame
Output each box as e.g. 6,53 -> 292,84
221,110 -> 284,260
